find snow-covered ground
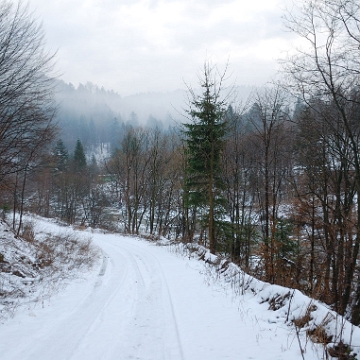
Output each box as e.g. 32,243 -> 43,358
0,217 -> 359,360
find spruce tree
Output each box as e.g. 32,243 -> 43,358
53,139 -> 69,171
73,139 -> 87,171
183,63 -> 228,254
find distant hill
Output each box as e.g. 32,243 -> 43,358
52,79 -> 256,151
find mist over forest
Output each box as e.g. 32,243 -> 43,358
54,79 -> 254,153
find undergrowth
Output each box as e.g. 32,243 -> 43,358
165,240 -> 359,360
0,219 -> 100,320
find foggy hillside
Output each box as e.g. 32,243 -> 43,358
53,79 -> 255,151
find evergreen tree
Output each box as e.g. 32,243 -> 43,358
109,117 -> 121,151
183,63 -> 228,254
73,139 -> 87,171
53,139 -> 69,171
89,154 -> 98,174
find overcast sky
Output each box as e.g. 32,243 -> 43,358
30,0 -> 295,96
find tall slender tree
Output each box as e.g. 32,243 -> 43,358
53,139 -> 69,171
73,139 -> 87,172
183,63 -> 228,254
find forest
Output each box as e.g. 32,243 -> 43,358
2,0 -> 360,328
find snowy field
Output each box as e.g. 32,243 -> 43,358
0,217 -> 359,360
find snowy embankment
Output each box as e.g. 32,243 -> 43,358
0,216 -> 359,360
0,217 -> 99,319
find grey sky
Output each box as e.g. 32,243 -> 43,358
30,0 -> 295,96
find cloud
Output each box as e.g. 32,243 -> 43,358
30,0 -> 294,95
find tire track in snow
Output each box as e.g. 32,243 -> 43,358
93,250 -> 108,289
98,250 -> 108,276
24,240 -> 134,360
122,240 -> 185,360
143,248 -> 185,360
67,243 -> 141,359
3,235 -> 184,360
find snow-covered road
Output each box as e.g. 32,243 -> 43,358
0,230 -> 320,359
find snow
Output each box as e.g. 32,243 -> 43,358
0,216 -> 359,360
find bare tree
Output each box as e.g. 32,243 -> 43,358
282,0 -> 360,323
222,105 -> 257,268
0,1 -> 56,227
249,87 -> 290,283
109,126 -> 150,234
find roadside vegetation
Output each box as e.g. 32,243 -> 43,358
0,217 -> 99,320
